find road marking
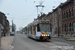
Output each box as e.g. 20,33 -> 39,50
9,45 -> 14,50
43,41 -> 75,50
50,41 -> 70,46
8,37 -> 15,50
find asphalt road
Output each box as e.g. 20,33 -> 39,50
11,34 -> 75,50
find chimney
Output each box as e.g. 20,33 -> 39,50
37,15 -> 40,18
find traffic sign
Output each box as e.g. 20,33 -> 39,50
73,23 -> 75,28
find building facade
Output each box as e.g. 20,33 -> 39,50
46,12 -> 54,35
61,0 -> 75,37
0,12 -> 9,36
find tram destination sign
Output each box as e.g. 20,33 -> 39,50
40,21 -> 49,23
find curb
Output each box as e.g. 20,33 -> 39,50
8,36 -> 15,50
66,39 -> 75,41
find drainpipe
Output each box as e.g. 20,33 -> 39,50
57,8 -> 59,37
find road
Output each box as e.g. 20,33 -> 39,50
11,34 -> 75,50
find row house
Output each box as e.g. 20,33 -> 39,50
35,14 -> 46,20
5,20 -> 10,35
46,12 -> 54,35
60,0 -> 75,37
45,6 -> 62,36
35,0 -> 75,37
46,0 -> 75,37
0,12 -> 10,36
53,5 -> 62,36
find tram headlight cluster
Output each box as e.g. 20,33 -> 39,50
42,35 -> 50,36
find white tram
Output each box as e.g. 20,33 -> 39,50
26,19 -> 51,40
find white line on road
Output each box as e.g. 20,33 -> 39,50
9,45 -> 14,50
8,36 -> 15,50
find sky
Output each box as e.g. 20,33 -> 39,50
0,0 -> 67,31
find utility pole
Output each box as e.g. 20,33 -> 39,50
12,20 -> 14,32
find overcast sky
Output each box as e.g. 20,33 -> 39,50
0,0 -> 67,31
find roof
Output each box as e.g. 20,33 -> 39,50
60,0 -> 74,8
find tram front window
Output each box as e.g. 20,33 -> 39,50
37,23 -> 50,32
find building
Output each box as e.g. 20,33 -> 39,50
0,12 -> 9,36
33,0 -> 75,37
34,14 -> 46,20
61,0 -> 75,37
5,19 -> 10,35
45,12 -> 54,35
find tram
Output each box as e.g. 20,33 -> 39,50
26,19 -> 51,40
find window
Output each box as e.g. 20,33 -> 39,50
69,23 -> 71,31
62,24 -> 64,32
69,9 -> 71,17
65,24 -> 66,32
37,24 -> 40,31
62,12 -> 63,19
66,10 -> 68,18
65,11 -> 67,18
72,22 -> 74,31
34,25 -> 36,35
67,23 -> 69,32
62,12 -> 64,19
72,7 -> 74,16
63,12 -> 65,19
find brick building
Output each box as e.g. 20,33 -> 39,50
0,12 -> 9,36
34,0 -> 75,37
61,0 -> 75,37
46,12 -> 54,35
5,19 -> 9,34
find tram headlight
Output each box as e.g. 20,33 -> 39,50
42,35 -> 44,36
48,35 -> 50,36
46,35 -> 47,36
44,35 -> 45,36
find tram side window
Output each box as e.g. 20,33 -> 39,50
34,25 -> 36,34
37,24 -> 40,31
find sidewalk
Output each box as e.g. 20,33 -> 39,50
52,36 -> 75,41
0,36 -> 14,50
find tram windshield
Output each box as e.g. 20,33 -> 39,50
37,23 -> 50,32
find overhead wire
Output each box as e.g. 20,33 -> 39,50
28,8 -> 37,18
